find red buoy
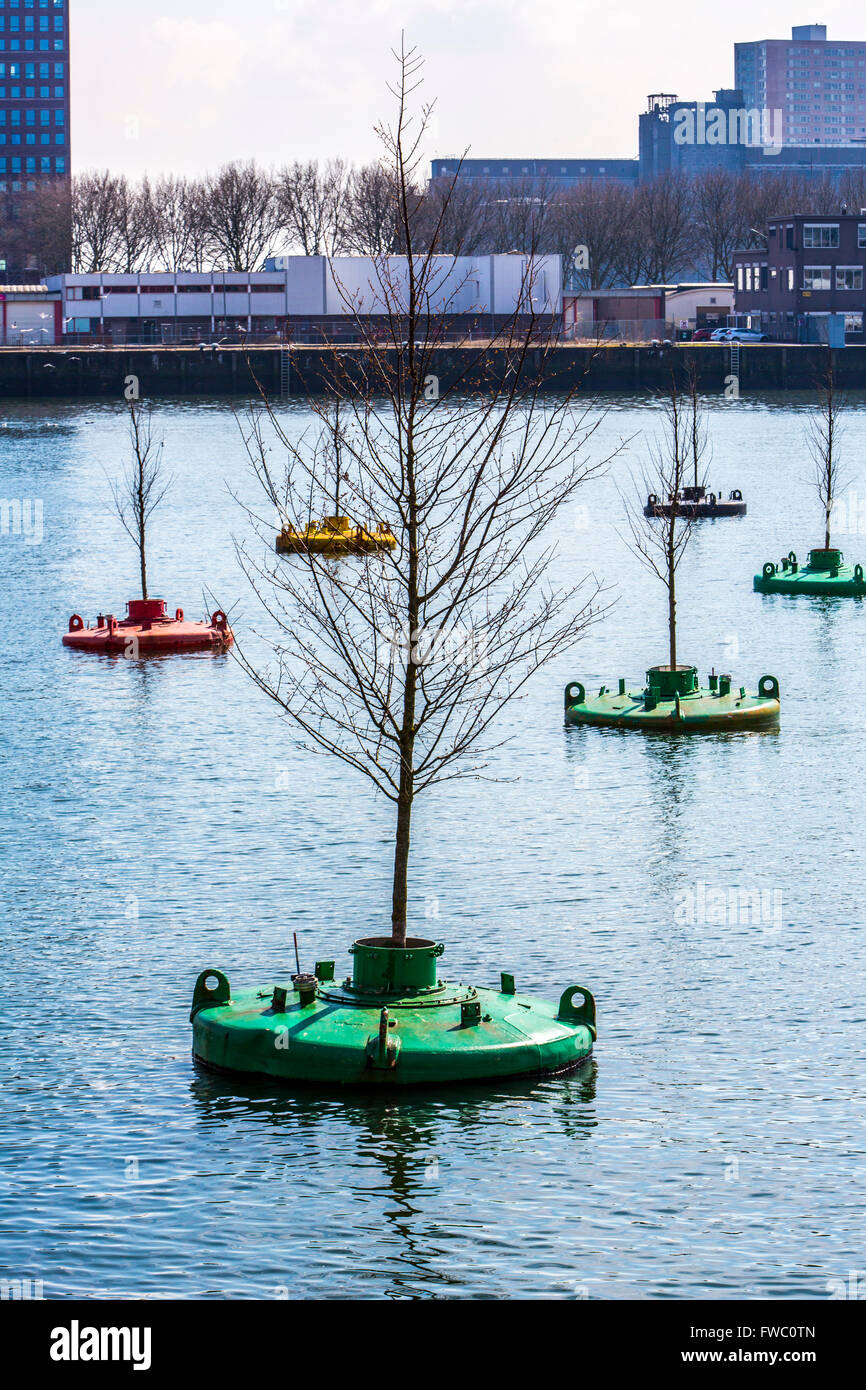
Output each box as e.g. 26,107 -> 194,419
62,599 -> 234,655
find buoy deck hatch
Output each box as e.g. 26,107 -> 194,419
564,664 -> 780,731
754,549 -> 866,596
63,598 -> 234,653
191,937 -> 596,1086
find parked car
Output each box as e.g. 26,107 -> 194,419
691,328 -> 713,341
727,329 -> 770,342
710,328 -> 734,341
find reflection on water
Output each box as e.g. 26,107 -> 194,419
1,394 -> 865,1299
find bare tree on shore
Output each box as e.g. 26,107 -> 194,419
204,161 -> 280,271
276,160 -> 348,256
232,41 -> 613,947
341,164 -> 401,253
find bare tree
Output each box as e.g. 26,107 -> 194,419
632,176 -> 696,284
623,375 -> 700,670
342,163 -> 400,253
691,170 -> 747,281
148,175 -> 211,271
275,160 -> 347,256
807,360 -> 847,550
232,42 -> 613,948
204,161 -> 280,271
115,176 -> 156,273
72,171 -> 126,272
551,180 -> 634,289
109,401 -> 172,601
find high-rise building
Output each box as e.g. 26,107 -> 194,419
735,24 -> 866,146
0,0 -> 71,276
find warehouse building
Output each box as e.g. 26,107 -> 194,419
42,255 -> 562,344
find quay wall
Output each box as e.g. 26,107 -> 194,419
1,344 -> 865,400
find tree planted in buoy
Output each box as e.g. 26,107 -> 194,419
192,43 -> 611,1085
754,359 -> 863,595
63,393 -> 233,653
566,373 -> 779,730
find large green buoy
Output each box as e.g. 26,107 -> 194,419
565,664 -> 780,732
754,549 -> 865,597
191,938 -> 596,1087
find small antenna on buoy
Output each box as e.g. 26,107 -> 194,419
293,931 -> 301,976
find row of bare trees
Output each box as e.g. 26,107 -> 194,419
7,158 -> 866,283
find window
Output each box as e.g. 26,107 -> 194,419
836,267 -> 863,290
745,266 -> 753,291
736,266 -> 744,290
788,268 -> 794,291
844,311 -> 864,332
803,223 -> 839,248
859,224 -> 866,248
803,266 -> 832,290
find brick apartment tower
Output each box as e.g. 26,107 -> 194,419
735,24 -> 866,147
0,0 -> 71,279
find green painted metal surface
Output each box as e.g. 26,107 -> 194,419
564,665 -> 780,732
754,549 -> 866,597
190,939 -> 596,1087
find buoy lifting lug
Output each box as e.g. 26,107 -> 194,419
365,1007 -> 401,1069
461,998 -> 483,1027
190,968 -> 231,1021
500,972 -> 516,995
557,985 -> 597,1039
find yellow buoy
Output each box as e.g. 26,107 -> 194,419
276,516 -> 397,557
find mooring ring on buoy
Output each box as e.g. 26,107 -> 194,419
855,565 -> 864,584
647,493 -> 658,506
788,551 -> 797,564
763,562 -> 777,579
68,614 -> 84,632
731,489 -> 743,501
211,609 -> 227,630
565,681 -> 586,708
709,493 -> 717,507
175,607 -> 184,622
758,675 -> 780,700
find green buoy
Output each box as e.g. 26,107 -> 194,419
191,938 -> 596,1087
564,664 -> 780,732
754,549 -> 865,597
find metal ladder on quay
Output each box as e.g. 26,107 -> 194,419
280,347 -> 291,399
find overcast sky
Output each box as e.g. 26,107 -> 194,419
71,1 -> 859,178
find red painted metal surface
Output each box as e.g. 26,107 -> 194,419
62,599 -> 233,654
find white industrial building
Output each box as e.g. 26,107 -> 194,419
41,255 -> 562,345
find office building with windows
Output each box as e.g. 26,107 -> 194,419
732,212 -> 866,342
735,24 -> 866,147
0,0 -> 70,275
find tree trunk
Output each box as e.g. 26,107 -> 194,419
391,654 -> 417,946
825,504 -> 832,552
139,521 -> 148,600
668,542 -> 677,670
